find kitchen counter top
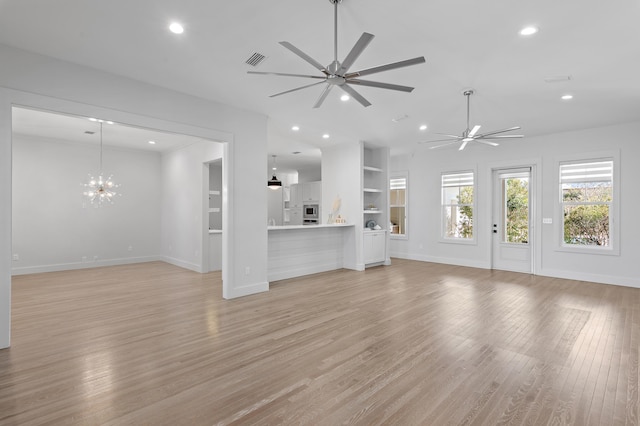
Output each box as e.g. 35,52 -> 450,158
268,223 -> 354,231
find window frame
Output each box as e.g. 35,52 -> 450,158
440,169 -> 476,245
389,172 -> 408,240
555,151 -> 620,256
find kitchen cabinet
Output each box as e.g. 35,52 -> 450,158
289,207 -> 302,226
290,183 -> 302,208
302,181 -> 321,202
363,231 -> 386,265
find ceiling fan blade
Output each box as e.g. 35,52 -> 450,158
428,141 -> 461,149
247,71 -> 326,80
337,32 -> 375,75
468,125 -> 481,137
475,126 -> 521,138
435,133 -> 463,138
269,81 -> 326,98
418,137 -> 461,144
313,85 -> 334,109
475,140 -> 500,147
279,41 -> 329,74
340,84 -> 372,107
458,140 -> 469,151
347,79 -> 414,93
479,135 -> 524,139
345,56 -> 426,78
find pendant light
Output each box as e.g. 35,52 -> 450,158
83,120 -> 120,205
267,155 -> 282,190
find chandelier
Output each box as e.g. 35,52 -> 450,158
83,120 -> 120,206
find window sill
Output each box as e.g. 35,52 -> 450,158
390,234 -> 408,241
439,237 -> 477,246
556,245 -> 620,256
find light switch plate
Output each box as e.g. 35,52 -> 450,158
542,218 -> 553,224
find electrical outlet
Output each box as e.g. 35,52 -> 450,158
245,267 -> 251,275
12,254 -> 19,261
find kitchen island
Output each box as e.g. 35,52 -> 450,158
268,223 -> 356,281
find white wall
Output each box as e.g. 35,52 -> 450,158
390,121 -> 640,288
297,167 -> 321,183
0,43 -> 269,349
12,134 -> 161,274
161,141 -> 222,272
321,142 -> 361,269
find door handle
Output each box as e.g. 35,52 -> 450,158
493,224 -> 497,234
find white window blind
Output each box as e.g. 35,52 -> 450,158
560,161 -> 612,184
442,172 -> 474,188
390,177 -> 406,190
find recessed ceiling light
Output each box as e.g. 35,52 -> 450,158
340,94 -> 350,102
561,94 -> 573,100
88,117 -> 97,122
148,141 -> 156,145
169,22 -> 184,34
106,121 -> 114,125
291,125 -> 300,131
391,114 -> 409,123
520,26 -> 538,36
419,124 -> 428,131
322,134 -> 330,139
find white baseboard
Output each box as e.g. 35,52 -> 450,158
539,268 -> 640,289
391,252 -> 490,270
390,251 -> 640,289
160,256 -> 202,273
223,281 -> 269,299
11,256 -> 162,276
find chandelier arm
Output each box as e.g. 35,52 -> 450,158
99,122 -> 103,174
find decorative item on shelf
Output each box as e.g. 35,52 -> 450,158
366,219 -> 377,229
267,155 -> 282,189
366,203 -> 378,211
83,121 -> 120,206
334,215 -> 346,224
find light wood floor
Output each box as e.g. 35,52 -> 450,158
1,260 -> 638,425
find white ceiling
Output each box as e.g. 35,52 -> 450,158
1,0 -> 639,169
12,107 -> 209,153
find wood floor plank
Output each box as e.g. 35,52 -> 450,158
0,259 -> 639,425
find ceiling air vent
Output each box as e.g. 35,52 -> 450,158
245,52 -> 266,67
84,131 -> 95,135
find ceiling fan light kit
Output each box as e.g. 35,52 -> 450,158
420,89 -> 524,151
248,0 -> 426,108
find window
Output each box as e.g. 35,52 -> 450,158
560,159 -> 613,250
442,171 -> 474,240
389,175 -> 407,238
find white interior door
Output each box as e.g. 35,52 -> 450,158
492,167 -> 532,273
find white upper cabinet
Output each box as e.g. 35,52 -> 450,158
302,181 -> 321,203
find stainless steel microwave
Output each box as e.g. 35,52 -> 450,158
303,204 -> 319,219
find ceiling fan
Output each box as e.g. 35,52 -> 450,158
247,0 -> 426,108
421,90 -> 524,151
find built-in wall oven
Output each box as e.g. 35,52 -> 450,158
303,204 -> 319,225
